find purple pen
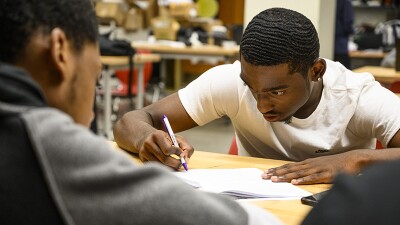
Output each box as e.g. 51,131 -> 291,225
181,157 -> 189,171
162,115 -> 189,171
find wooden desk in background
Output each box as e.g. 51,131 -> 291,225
100,54 -> 160,139
132,42 -> 240,90
349,50 -> 387,69
352,66 -> 400,84
111,142 -> 330,225
349,50 -> 387,59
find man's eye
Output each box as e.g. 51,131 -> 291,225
272,91 -> 285,96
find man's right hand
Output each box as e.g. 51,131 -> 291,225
113,93 -> 199,168
138,130 -> 194,170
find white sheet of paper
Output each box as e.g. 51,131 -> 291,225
174,168 -> 311,199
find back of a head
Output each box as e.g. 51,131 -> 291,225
0,0 -> 99,64
240,8 -> 320,76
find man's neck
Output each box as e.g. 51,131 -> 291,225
293,80 -> 324,119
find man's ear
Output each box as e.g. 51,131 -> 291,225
310,58 -> 326,82
48,28 -> 74,83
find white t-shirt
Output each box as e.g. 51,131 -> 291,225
178,59 -> 400,161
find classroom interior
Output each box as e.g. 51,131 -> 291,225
94,0 -> 400,154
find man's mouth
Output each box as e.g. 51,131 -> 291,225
263,114 -> 279,122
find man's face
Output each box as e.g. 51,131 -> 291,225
67,43 -> 101,127
240,58 -> 312,123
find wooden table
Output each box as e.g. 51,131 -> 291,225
132,42 -> 239,90
352,66 -> 400,84
349,51 -> 387,69
111,142 -> 330,225
349,50 -> 386,59
100,54 -> 160,138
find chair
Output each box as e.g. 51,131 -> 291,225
389,80 -> 400,93
110,50 -> 156,116
112,53 -> 153,97
376,140 -> 384,150
96,50 -> 158,125
228,137 -> 238,155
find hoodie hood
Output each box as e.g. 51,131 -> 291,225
0,62 -> 46,108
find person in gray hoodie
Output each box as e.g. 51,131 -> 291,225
0,0 -> 281,224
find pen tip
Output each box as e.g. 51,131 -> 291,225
183,163 -> 188,171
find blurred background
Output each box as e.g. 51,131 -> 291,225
93,0 -> 400,153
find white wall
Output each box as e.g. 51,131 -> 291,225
244,0 -> 336,59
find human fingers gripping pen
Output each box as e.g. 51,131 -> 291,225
161,115 -> 189,171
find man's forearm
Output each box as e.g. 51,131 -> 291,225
113,110 -> 156,153
357,148 -> 400,166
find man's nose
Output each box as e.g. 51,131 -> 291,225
256,94 -> 274,114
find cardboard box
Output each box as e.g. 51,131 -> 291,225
151,6 -> 180,40
95,2 -> 127,26
134,0 -> 157,28
169,2 -> 197,19
188,17 -> 223,33
124,7 -> 143,31
152,18 -> 180,40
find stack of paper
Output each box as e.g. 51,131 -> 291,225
174,168 -> 311,199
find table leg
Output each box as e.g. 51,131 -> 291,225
174,59 -> 182,90
160,59 -> 167,91
136,63 -> 144,109
103,67 -> 114,139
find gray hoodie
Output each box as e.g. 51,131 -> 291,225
0,63 -> 282,225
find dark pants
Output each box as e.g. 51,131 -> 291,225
334,53 -> 351,69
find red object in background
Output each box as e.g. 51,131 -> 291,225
376,140 -> 384,150
112,49 -> 153,96
228,137 -> 238,155
389,80 -> 400,93
113,63 -> 152,96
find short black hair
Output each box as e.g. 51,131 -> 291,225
0,0 -> 99,63
240,8 -> 320,76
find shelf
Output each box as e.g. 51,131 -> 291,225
352,1 -> 399,10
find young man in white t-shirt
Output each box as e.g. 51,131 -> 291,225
114,8 -> 400,185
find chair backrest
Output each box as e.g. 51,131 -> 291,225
376,140 -> 384,150
389,80 -> 400,93
113,49 -> 153,96
228,137 -> 238,155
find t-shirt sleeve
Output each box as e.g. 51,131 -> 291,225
350,80 -> 400,147
178,61 -> 242,126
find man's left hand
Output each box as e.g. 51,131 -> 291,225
262,151 -> 366,184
